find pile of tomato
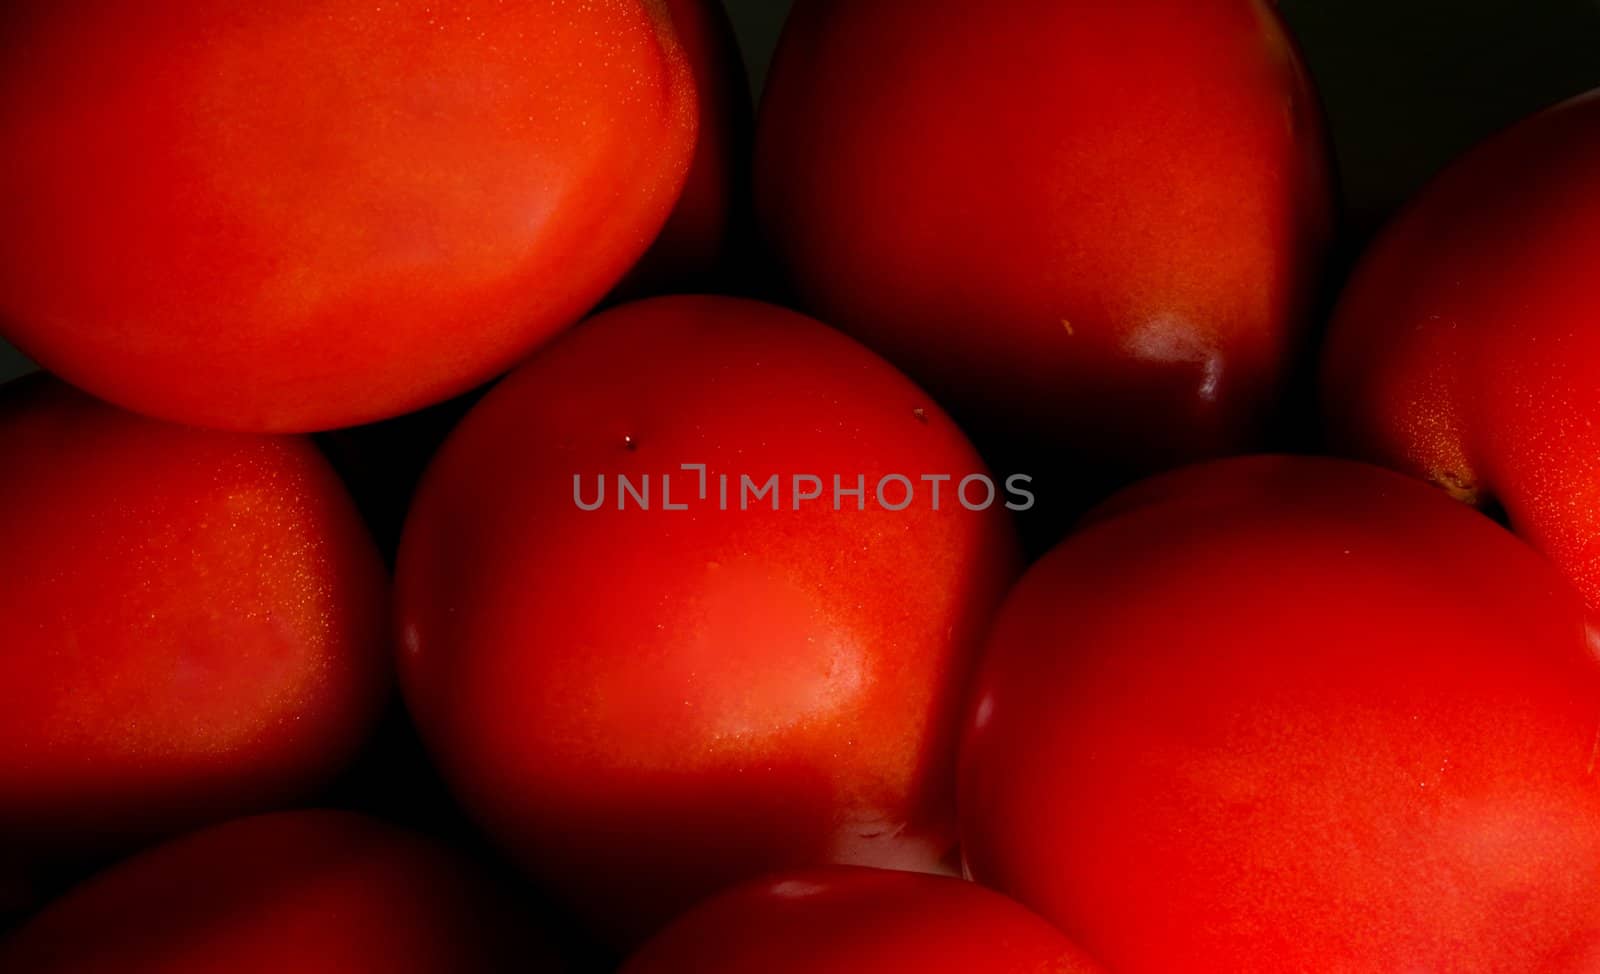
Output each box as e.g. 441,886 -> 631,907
3,1 -> 1600,971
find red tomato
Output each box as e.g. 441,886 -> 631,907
0,377 -> 387,861
617,0 -> 753,296
959,455 -> 1600,971
395,296 -> 1021,945
1322,89 -> 1600,613
0,0 -> 696,432
620,866 -> 1104,974
0,810 -> 562,973
756,0 -> 1335,472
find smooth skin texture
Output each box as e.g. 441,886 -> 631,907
0,811 -> 562,973
621,866 -> 1104,973
0,377 -> 388,863
0,0 -> 696,432
756,0 -> 1334,472
960,455 -> 1600,972
1322,88 -> 1600,614
396,296 -> 1021,946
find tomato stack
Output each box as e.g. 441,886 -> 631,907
3,2 -> 1599,971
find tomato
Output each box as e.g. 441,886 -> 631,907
395,295 -> 1021,945
0,0 -> 696,433
959,455 -> 1600,972
756,0 -> 1334,474
616,0 -> 753,296
620,866 -> 1104,973
322,0 -> 751,570
0,810 -> 562,973
1322,89 -> 1600,614
0,377 -> 387,863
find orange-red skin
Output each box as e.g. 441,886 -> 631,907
960,455 -> 1600,972
395,296 -> 1021,945
0,377 -> 388,861
1322,88 -> 1600,614
756,0 -> 1335,471
619,0 -> 752,294
0,0 -> 696,432
620,866 -> 1104,974
0,810 -> 563,973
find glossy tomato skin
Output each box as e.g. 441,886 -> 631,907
396,296 -> 1021,945
617,0 -> 753,296
960,455 -> 1600,972
756,0 -> 1335,472
0,811 -> 563,974
0,377 -> 388,861
0,0 -> 695,433
620,866 -> 1104,974
1322,89 -> 1600,613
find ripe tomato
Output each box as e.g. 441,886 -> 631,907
0,0 -> 696,432
1322,89 -> 1600,613
395,296 -> 1021,945
617,0 -> 753,296
0,811 -> 562,973
620,866 -> 1104,973
0,377 -> 387,862
960,455 -> 1600,972
756,0 -> 1334,473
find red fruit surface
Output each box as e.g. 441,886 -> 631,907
1322,88 -> 1600,614
0,810 -> 562,973
756,0 -> 1335,471
0,0 -> 696,432
0,377 -> 387,859
960,455 -> 1600,972
621,866 -> 1104,974
396,295 -> 1021,945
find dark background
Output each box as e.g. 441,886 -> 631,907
5,0 -> 1600,388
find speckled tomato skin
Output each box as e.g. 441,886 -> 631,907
0,0 -> 696,433
960,455 -> 1600,972
1322,89 -> 1600,614
0,377 -> 388,861
0,811 -> 562,974
755,0 -> 1335,471
620,866 -> 1105,974
618,0 -> 752,295
395,296 -> 1021,946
